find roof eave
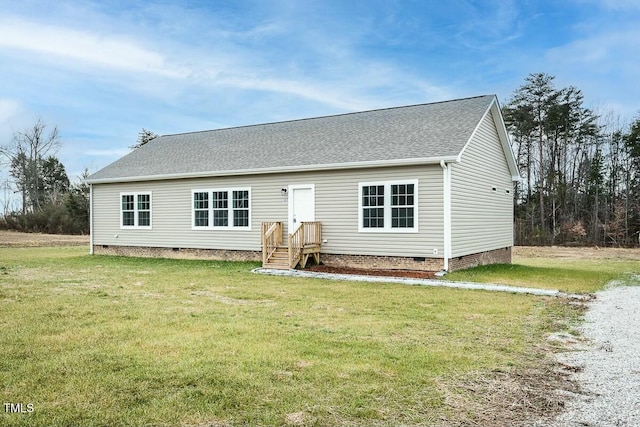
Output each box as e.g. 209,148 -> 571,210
84,156 -> 460,184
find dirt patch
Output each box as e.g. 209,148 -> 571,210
306,264 -> 436,279
440,300 -> 589,426
514,245 -> 640,261
441,363 -> 580,427
284,411 -> 306,425
0,230 -> 89,247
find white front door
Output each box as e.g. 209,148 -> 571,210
288,185 -> 315,233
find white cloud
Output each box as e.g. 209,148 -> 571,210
0,16 -> 377,112
215,74 -> 372,112
0,2 -> 460,139
0,17 -> 188,78
218,22 -> 285,42
546,28 -> 640,71
544,27 -> 640,119
0,99 -> 27,151
0,99 -> 22,124
453,0 -> 523,49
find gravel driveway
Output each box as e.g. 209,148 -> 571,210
540,284 -> 640,426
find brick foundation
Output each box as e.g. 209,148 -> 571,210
92,245 -> 511,272
93,245 -> 261,262
448,247 -> 512,271
322,247 -> 512,272
321,253 -> 445,272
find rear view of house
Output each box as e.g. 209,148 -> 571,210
86,95 -> 519,272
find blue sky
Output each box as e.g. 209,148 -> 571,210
1,0 -> 639,202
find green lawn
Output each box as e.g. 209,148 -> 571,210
445,253 -> 640,293
0,247 -> 592,426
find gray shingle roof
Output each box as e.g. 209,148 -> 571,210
87,95 -> 497,183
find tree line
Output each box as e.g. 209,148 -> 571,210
0,126 -> 157,235
0,119 -> 89,234
504,73 -> 640,246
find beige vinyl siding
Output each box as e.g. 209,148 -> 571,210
92,164 -> 444,258
450,110 -> 514,257
315,166 -> 443,257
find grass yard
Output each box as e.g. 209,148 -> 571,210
0,246 -> 591,426
446,246 -> 640,293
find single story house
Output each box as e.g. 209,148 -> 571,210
85,95 -> 519,272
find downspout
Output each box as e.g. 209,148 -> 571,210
440,160 -> 451,271
89,184 -> 94,255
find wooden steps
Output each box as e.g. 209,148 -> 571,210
261,221 -> 322,270
262,246 -> 290,269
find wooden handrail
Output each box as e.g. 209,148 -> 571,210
263,221 -> 321,269
288,222 -> 322,268
303,221 -> 322,246
261,221 -> 282,265
288,223 -> 303,268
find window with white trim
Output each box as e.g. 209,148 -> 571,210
391,183 -> 415,228
193,191 -> 209,227
232,190 -> 250,227
212,191 -> 228,226
192,188 -> 251,230
362,185 -> 385,228
120,192 -> 152,228
358,180 -> 418,232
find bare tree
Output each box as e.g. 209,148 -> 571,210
1,179 -> 16,217
0,118 -> 61,213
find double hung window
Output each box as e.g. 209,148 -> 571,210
192,188 -> 251,229
212,191 -> 228,226
120,192 -> 152,228
391,184 -> 415,228
362,185 -> 385,228
232,190 -> 250,227
359,180 -> 418,232
193,192 -> 209,227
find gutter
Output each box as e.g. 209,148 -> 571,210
84,155 -> 460,185
440,160 -> 452,271
89,184 -> 94,255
